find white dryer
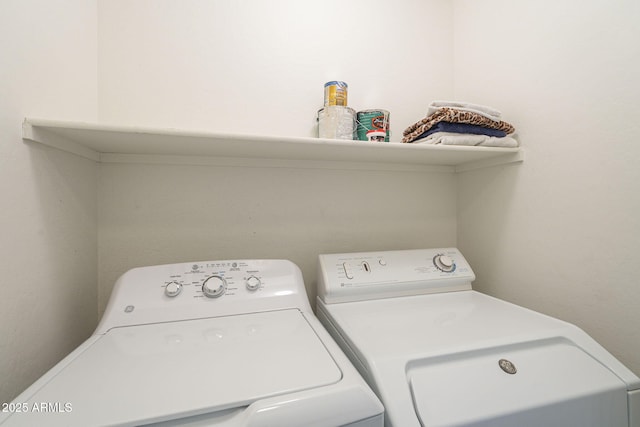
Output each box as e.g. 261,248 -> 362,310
0,259 -> 383,426
316,248 -> 640,427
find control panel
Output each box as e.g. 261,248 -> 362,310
96,259 -> 309,333
318,248 -> 475,304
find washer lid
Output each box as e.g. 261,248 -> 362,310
6,309 -> 342,426
321,290 -> 574,361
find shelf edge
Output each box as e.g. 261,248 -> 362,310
22,118 -> 524,172
99,153 -> 455,173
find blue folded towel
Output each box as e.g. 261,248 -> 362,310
415,122 -> 507,140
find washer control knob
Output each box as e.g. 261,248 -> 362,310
343,262 -> 354,279
202,275 -> 227,298
434,254 -> 456,272
245,275 -> 261,291
165,281 -> 183,297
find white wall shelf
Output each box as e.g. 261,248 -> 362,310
22,118 -> 523,172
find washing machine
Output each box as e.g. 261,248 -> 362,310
316,248 -> 640,427
0,259 -> 383,426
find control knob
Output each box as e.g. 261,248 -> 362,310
202,275 -> 227,298
165,281 -> 183,297
245,275 -> 261,291
433,254 -> 456,272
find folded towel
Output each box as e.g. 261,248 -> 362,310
416,122 -> 507,140
414,132 -> 519,148
403,107 -> 515,143
428,101 -> 502,122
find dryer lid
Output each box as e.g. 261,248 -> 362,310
5,309 -> 342,426
408,340 -> 628,426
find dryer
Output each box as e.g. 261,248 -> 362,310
1,259 -> 383,426
316,248 -> 640,427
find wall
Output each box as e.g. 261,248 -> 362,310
454,0 -> 640,374
0,0 -> 99,404
98,162 -> 457,311
97,0 -> 453,137
96,0 -> 456,312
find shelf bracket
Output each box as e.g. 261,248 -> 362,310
22,119 -> 101,161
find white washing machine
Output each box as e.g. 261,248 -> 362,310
0,259 -> 383,426
316,248 -> 640,427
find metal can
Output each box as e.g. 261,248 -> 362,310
356,109 -> 390,142
324,81 -> 348,107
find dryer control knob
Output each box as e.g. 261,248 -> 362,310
245,275 -> 261,291
165,281 -> 183,297
202,275 -> 227,298
434,254 -> 456,272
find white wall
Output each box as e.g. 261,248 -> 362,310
0,0 -> 99,404
454,0 -> 640,374
98,163 -> 457,312
97,0 -> 453,137
96,0 -> 457,312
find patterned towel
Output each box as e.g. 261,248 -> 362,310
428,100 -> 502,121
402,108 -> 515,143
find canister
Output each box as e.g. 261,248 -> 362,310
324,81 -> 348,107
356,109 -> 390,142
318,106 -> 356,140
